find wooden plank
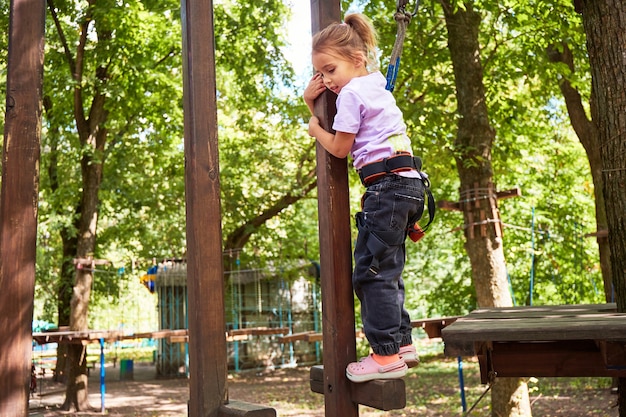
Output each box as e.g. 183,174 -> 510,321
309,1 -> 358,417
33,329 -> 189,345
456,303 -> 615,318
219,401 -> 276,417
228,327 -> 289,336
310,365 -> 406,411
411,316 -> 461,338
444,317 -> 626,342
307,333 -> 323,342
0,0 -> 46,415
278,331 -> 317,343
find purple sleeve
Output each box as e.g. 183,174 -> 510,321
332,89 -> 362,134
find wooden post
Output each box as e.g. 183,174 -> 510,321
182,1 -> 275,416
181,0 -> 228,415
309,1 -> 359,417
0,0 -> 46,415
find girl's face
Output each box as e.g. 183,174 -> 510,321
312,51 -> 368,95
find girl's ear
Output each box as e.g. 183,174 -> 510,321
353,51 -> 367,67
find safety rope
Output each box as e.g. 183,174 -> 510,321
385,0 -> 419,92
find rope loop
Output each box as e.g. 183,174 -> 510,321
386,0 -> 419,92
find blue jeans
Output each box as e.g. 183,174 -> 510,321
353,175 -> 425,356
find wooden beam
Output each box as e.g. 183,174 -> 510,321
585,229 -> 609,238
310,365 -> 406,411
0,0 -> 46,415
278,331 -> 317,343
228,327 -> 289,337
410,316 -> 461,338
181,0 -> 229,415
478,340 -> 626,383
309,1 -> 359,417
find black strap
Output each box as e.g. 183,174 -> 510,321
359,153 -> 422,186
418,184 -> 436,232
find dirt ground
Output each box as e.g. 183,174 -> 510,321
29,361 -> 619,417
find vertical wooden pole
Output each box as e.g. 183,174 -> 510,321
0,0 -> 45,415
309,1 -> 359,417
181,0 -> 227,416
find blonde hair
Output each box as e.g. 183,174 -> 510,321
311,13 -> 379,71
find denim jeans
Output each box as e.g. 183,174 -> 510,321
353,174 -> 425,356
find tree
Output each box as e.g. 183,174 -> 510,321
42,0 -> 187,408
573,0 -> 626,414
439,1 -> 532,415
38,0 -> 317,409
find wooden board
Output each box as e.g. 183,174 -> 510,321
441,304 -> 626,382
411,316 -> 461,338
33,329 -> 189,345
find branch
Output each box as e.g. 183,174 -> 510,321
224,176 -> 318,251
546,42 -> 595,151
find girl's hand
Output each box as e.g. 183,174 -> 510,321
303,73 -> 326,114
308,116 -> 321,137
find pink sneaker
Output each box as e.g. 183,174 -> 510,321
346,354 -> 408,383
399,345 -> 420,368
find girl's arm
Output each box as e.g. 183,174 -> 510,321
303,73 -> 355,158
308,116 -> 355,159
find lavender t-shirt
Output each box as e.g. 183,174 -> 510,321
332,71 -> 414,170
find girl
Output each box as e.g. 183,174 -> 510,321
304,13 -> 428,383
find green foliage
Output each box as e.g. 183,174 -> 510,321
1,0 -> 604,325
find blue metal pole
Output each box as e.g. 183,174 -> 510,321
100,338 -> 106,414
529,207 -> 536,306
457,356 -> 467,412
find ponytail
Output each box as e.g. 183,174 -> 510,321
311,13 -> 379,71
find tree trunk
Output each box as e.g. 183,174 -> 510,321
441,1 -> 531,415
547,43 -> 612,302
61,125 -> 106,410
576,1 -> 626,414
58,1 -> 108,404
43,99 -> 76,383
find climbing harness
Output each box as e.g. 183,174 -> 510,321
358,151 -> 435,235
385,0 -> 420,92
356,151 -> 436,274
358,152 -> 422,186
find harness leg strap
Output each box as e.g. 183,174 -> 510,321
357,213 -> 407,275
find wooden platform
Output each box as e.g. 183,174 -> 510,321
32,329 -> 189,345
441,303 -> 626,383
